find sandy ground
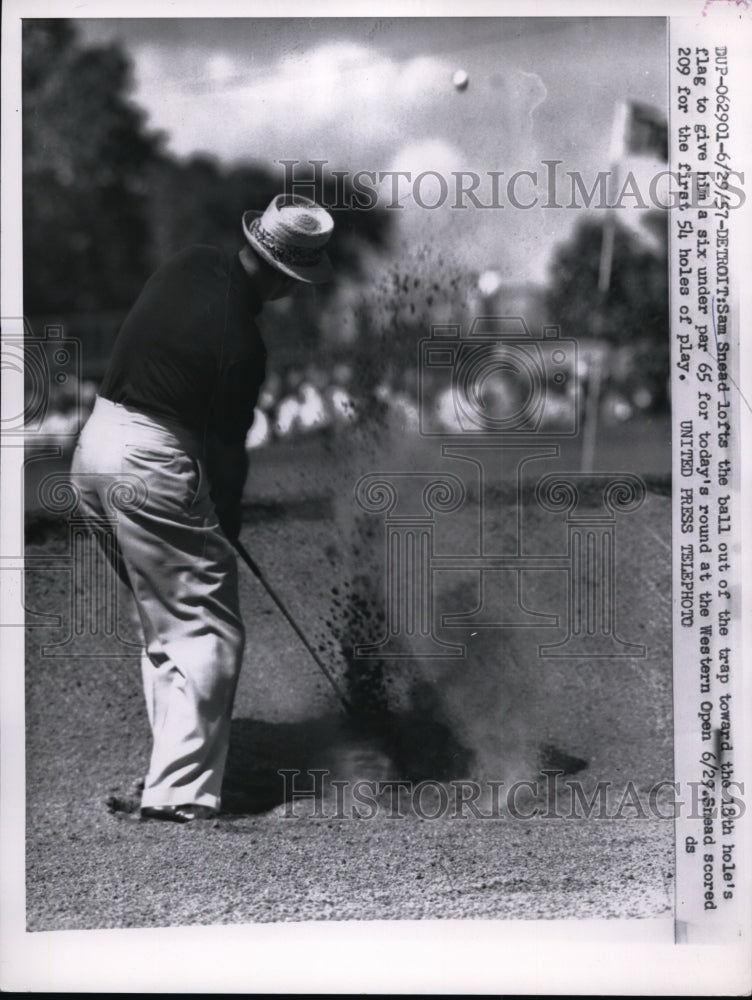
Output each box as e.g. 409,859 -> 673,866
24,423 -> 674,930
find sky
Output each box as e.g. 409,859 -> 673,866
78,16 -> 668,285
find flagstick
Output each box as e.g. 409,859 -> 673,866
582,222 -> 614,472
584,198 -> 616,472
583,100 -> 626,472
580,349 -> 603,473
597,211 -> 616,296
582,99 -> 667,471
583,205 -> 615,473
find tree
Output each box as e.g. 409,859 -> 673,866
23,20 -> 163,314
145,156 -> 392,285
545,214 -> 669,410
23,19 -> 393,325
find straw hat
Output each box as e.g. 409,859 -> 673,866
242,194 -> 334,284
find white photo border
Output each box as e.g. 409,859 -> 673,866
2,0 -> 750,994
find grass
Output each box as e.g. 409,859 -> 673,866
22,424 -> 674,930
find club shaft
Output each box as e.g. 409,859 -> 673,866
233,539 -> 352,715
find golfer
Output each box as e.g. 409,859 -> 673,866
71,195 -> 334,823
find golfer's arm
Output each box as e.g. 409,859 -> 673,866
205,354 -> 263,541
204,435 -> 249,542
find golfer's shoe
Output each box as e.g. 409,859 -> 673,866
140,804 -> 218,824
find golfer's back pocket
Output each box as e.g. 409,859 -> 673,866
125,445 -> 205,516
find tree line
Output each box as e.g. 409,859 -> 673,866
22,19 -> 392,318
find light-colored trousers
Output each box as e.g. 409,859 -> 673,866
70,396 -> 244,810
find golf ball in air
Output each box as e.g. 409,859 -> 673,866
452,69 -> 469,91
477,270 -> 502,297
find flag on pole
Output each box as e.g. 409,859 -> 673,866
626,101 -> 669,159
590,99 -> 668,469
599,99 -> 668,293
609,100 -> 668,163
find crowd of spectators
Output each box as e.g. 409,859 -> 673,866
35,346 -> 666,455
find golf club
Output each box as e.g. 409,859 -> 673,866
233,538 -> 353,715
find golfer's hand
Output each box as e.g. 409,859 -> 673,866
217,504 -> 242,543
205,436 -> 249,543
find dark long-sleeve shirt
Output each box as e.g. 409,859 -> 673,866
99,245 -> 267,538
100,245 -> 267,446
